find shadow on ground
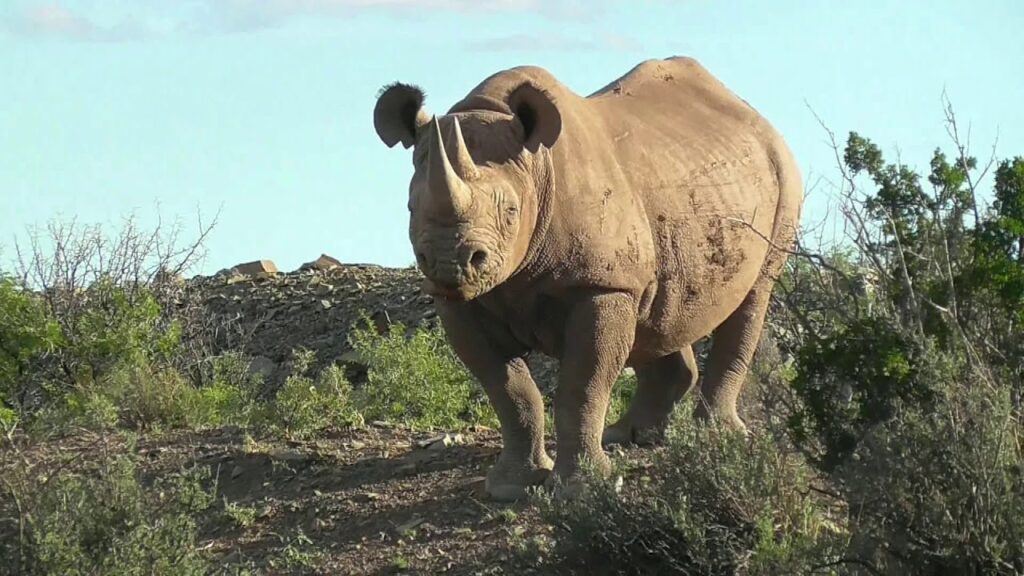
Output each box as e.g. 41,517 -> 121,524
137,425 -> 557,575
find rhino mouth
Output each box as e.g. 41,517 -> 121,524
422,278 -> 473,302
418,243 -> 500,302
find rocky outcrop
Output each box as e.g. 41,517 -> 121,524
186,262 -> 561,392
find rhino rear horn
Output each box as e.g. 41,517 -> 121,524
507,82 -> 562,152
445,116 -> 480,181
374,82 -> 431,149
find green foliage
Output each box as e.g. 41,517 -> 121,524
0,277 -> 193,428
536,402 -> 844,575
221,499 -> 258,530
63,279 -> 182,384
605,371 -> 638,425
350,317 -> 496,430
778,128 -> 1024,573
846,132 -> 932,243
266,349 -> 362,439
23,352 -> 261,436
0,404 -> 18,437
0,278 -> 62,413
787,317 -> 948,469
32,388 -> 121,433
268,529 -> 322,571
973,157 -> 1024,324
2,452 -> 217,576
784,133 -> 1024,468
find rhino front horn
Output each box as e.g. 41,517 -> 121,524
427,117 -> 473,218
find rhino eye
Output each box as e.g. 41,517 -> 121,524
504,205 -> 519,225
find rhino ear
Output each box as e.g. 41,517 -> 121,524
508,82 -> 562,152
374,83 -> 431,149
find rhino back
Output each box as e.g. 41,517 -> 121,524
466,58 -> 799,360
559,58 -> 792,357
588,58 -> 788,352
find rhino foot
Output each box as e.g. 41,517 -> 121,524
485,454 -> 554,502
602,420 -> 668,447
543,455 -> 621,502
693,403 -> 748,434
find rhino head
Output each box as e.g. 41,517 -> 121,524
373,81 -> 562,301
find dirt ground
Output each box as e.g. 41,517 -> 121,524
1,424 -> 657,575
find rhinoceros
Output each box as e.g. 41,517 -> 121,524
373,56 -> 802,500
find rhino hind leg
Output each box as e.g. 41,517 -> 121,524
602,347 -> 699,447
695,273 -> 777,431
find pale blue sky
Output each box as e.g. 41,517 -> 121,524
2,1 -> 1022,275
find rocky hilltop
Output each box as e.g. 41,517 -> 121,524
187,256 -> 560,390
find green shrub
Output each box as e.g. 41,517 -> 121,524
62,280 -> 182,385
268,529 -> 323,571
837,372 -> 1024,574
1,451 -> 217,576
0,277 -> 62,415
26,352 -> 260,436
777,125 -> 1024,574
221,499 -> 258,530
787,317 -> 951,469
266,349 -> 362,439
105,361 -> 195,430
0,278 -> 192,431
31,388 -> 121,434
536,400 -> 844,575
350,318 -> 496,430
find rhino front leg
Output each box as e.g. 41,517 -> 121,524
435,303 -> 552,501
552,291 -> 636,484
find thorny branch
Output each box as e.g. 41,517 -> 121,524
8,208 -> 226,390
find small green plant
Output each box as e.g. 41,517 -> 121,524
350,317 -> 496,430
0,404 -> 18,438
390,554 -> 410,572
488,507 -> 518,525
221,499 -> 258,529
269,529 -> 322,571
267,349 -> 362,439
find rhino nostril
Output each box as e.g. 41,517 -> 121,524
469,250 -> 488,270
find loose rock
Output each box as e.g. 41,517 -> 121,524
233,259 -> 279,278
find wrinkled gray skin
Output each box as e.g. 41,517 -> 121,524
373,57 -> 803,500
